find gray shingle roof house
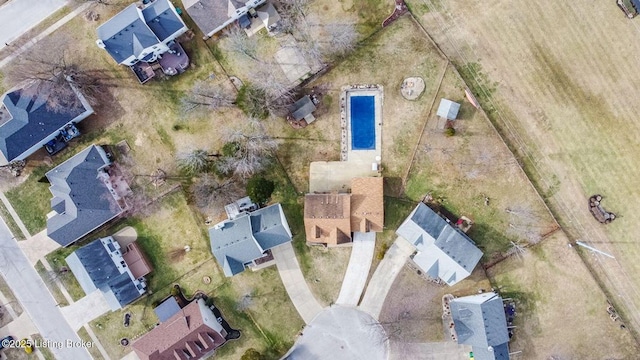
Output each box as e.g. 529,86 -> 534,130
96,0 -> 187,66
209,203 -> 292,276
184,0 -> 265,38
65,236 -> 147,310
451,292 -> 510,360
154,297 -> 181,322
289,95 -> 317,124
437,98 -> 461,120
396,203 -> 483,285
0,82 -> 93,165
46,145 -> 125,247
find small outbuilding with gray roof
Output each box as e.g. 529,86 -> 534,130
0,81 -> 93,166
396,203 -> 482,285
65,236 -> 148,310
46,145 -> 126,247
209,203 -> 292,276
437,98 -> 461,120
451,292 -> 511,360
96,0 -> 187,66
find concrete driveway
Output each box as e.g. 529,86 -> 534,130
61,289 -> 110,331
336,232 -> 375,306
282,305 -> 389,360
359,237 -> 414,320
389,342 -> 472,360
272,242 -> 323,324
0,0 -> 67,50
0,217 -> 92,360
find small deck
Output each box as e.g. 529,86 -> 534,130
130,62 -> 156,84
158,42 -> 189,76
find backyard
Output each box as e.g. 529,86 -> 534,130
408,0 -> 640,340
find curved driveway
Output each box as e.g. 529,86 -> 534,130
336,232 -> 376,306
0,218 -> 92,360
272,242 -> 323,324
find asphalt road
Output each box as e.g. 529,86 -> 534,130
0,0 -> 67,50
0,218 -> 92,359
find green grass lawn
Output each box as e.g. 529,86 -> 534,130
45,246 -> 86,302
31,334 -> 55,360
77,327 -> 104,360
5,166 -> 50,234
34,260 -> 68,307
0,200 -> 25,240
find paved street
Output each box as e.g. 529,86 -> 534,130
272,242 -> 323,324
359,237 -> 414,319
336,232 -> 376,306
0,0 -> 67,50
0,217 -> 92,359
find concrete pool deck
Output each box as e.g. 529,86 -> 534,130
308,85 -> 384,193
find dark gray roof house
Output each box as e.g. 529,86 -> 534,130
451,292 -> 510,360
66,236 -> 147,310
96,0 -> 187,66
153,296 -> 181,322
209,203 -> 292,276
289,95 -> 317,124
184,0 -> 266,38
46,145 -> 125,247
0,82 -> 93,165
396,203 -> 482,286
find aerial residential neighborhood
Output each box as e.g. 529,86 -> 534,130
0,0 -> 639,360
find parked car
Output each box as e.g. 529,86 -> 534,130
0,335 -> 14,350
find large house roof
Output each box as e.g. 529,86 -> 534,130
396,203 -> 482,285
46,145 -> 124,247
97,0 -> 185,64
350,177 -> 384,233
451,292 -> 510,360
65,237 -> 145,310
0,82 -> 92,165
184,0 -> 234,37
142,0 -> 185,41
303,177 -> 384,245
210,203 -> 292,276
304,193 -> 352,246
133,298 -> 227,360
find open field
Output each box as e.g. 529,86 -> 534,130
488,231 -> 639,358
408,0 -> 640,340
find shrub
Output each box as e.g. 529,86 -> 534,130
246,176 -> 275,205
236,84 -> 269,119
444,127 -> 456,137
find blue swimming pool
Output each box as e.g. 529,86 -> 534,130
350,95 -> 376,150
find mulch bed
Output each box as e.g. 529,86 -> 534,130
383,0 -> 409,28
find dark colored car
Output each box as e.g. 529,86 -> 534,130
0,335 -> 14,350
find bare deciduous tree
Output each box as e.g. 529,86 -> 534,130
224,26 -> 260,62
180,81 -> 235,115
218,124 -> 278,178
177,149 -> 215,175
5,34 -> 111,113
192,174 -> 243,211
505,205 -> 543,244
325,23 -> 358,58
277,0 -> 311,34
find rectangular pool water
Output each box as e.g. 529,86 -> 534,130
350,95 -> 376,150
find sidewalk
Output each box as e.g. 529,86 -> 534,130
0,2 -> 92,68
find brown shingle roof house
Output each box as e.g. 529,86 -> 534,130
132,298 -> 227,360
350,177 -> 384,233
304,193 -> 352,246
304,177 -> 384,246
